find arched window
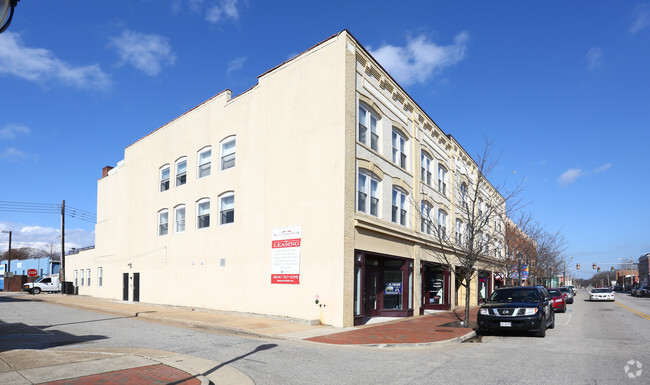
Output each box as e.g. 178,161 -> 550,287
175,157 -> 187,186
158,209 -> 169,236
392,187 -> 408,226
421,201 -> 433,234
220,136 -> 236,170
197,198 -> 210,229
197,147 -> 212,178
160,165 -> 170,192
358,171 -> 380,216
358,104 -> 379,151
174,205 -> 186,233
219,192 -> 235,225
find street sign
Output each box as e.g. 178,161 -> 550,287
27,269 -> 38,277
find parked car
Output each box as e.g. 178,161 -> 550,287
559,287 -> 574,304
631,287 -> 641,296
636,286 -> 650,297
567,285 -> 577,295
612,285 -> 623,292
589,287 -> 615,301
547,288 -> 567,313
477,286 -> 555,337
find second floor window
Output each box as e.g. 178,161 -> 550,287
198,147 -> 211,178
438,165 -> 447,196
421,152 -> 432,185
392,188 -> 407,226
438,210 -> 447,239
221,137 -> 236,170
456,218 -> 463,245
220,193 -> 235,225
358,105 -> 379,151
160,166 -> 170,192
358,172 -> 379,216
392,130 -> 407,169
175,205 -> 186,233
421,201 -> 433,234
197,199 -> 210,229
176,158 -> 187,186
158,209 -> 169,236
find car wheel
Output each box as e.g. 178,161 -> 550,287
31,287 -> 41,294
549,311 -> 555,329
535,325 -> 546,337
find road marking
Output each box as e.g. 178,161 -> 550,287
556,313 -> 572,326
615,301 -> 650,321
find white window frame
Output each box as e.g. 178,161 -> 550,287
358,105 -> 379,151
197,198 -> 210,229
220,136 -> 236,170
160,165 -> 170,192
392,130 -> 407,169
455,218 -> 464,245
358,171 -> 379,217
392,187 -> 408,226
438,209 -> 448,239
438,165 -> 447,196
80,269 -> 85,287
158,209 -> 169,236
421,201 -> 433,234
98,267 -> 103,287
175,157 -> 187,187
86,268 -> 91,286
460,182 -> 468,206
174,205 -> 186,233
197,147 -> 212,179
219,192 -> 235,225
421,151 -> 432,186
74,270 -> 78,286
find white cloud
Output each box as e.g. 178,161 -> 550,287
0,147 -> 27,160
630,4 -> 650,35
369,31 -> 469,86
109,29 -> 176,76
0,123 -> 30,140
227,56 -> 246,75
558,168 -> 583,186
206,0 -> 242,24
0,222 -> 95,253
0,32 -> 111,89
593,163 -> 612,173
586,47 -> 603,71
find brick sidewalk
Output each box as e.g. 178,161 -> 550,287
306,308 -> 479,345
41,364 -> 200,385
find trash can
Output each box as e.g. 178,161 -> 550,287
62,281 -> 75,294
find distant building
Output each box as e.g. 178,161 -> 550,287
638,253 -> 649,286
67,30 -> 505,327
1,257 -> 60,291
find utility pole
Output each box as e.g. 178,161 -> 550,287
2,230 -> 11,277
60,200 -> 65,293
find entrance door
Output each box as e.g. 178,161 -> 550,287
363,258 -> 379,317
133,273 -> 140,302
122,273 -> 129,301
422,265 -> 450,310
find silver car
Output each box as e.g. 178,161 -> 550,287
559,287 -> 574,304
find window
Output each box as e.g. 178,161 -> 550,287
358,105 -> 379,151
86,269 -> 91,286
455,219 -> 464,245
358,172 -> 379,216
221,137 -> 236,170
460,182 -> 468,206
392,188 -> 407,226
98,267 -> 103,287
421,201 -> 433,234
160,165 -> 170,192
421,152 -> 432,185
158,209 -> 169,236
438,210 -> 448,239
176,157 -> 187,186
392,130 -> 407,169
478,198 -> 484,217
219,193 -> 235,225
198,147 -> 211,178
175,205 -> 186,233
74,270 -> 78,286
197,199 -> 210,229
438,165 -> 447,196
80,269 -> 85,286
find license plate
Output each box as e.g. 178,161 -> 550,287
500,322 -> 511,327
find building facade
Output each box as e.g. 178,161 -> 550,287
67,31 -> 505,327
638,253 -> 649,286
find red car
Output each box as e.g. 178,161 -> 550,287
547,288 -> 566,313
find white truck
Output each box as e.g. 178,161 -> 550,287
23,274 -> 61,294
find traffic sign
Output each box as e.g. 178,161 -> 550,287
27,269 -> 38,277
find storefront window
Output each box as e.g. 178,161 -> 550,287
429,270 -> 445,304
354,265 -> 362,315
383,261 -> 404,310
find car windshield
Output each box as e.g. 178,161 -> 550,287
559,288 -> 570,293
548,289 -> 561,295
489,289 -> 540,303
592,288 -> 612,293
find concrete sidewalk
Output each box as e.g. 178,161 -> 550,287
1,292 -> 478,384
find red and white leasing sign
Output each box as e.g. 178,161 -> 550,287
271,226 -> 301,284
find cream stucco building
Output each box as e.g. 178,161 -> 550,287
67,30 -> 505,328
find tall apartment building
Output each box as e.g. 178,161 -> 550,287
67,30 -> 505,327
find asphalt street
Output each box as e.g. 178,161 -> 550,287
1,289 -> 648,384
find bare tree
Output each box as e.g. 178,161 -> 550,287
415,138 -> 521,327
533,229 -> 567,287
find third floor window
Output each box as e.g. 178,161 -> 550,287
392,130 -> 407,169
358,105 -> 379,151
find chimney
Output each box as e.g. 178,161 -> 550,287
102,166 -> 114,178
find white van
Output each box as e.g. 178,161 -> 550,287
23,274 -> 61,294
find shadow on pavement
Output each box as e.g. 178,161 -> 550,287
0,319 -> 109,353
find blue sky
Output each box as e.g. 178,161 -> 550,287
1,1 -> 649,278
